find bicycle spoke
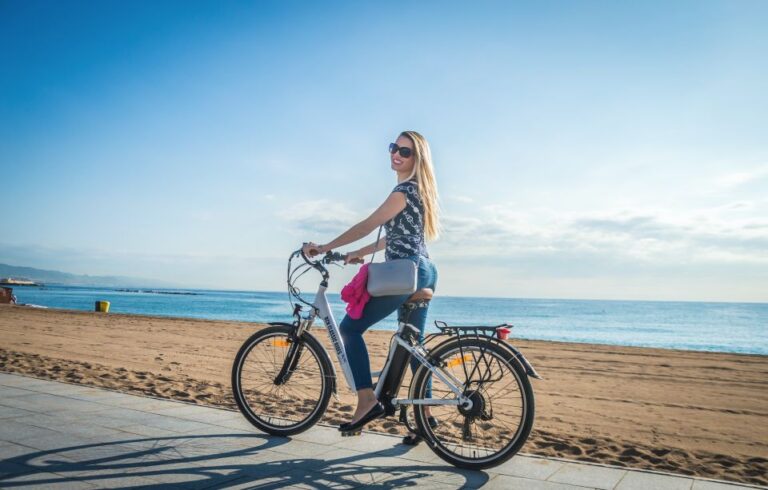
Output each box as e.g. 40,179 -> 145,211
414,341 -> 533,467
237,333 -> 325,428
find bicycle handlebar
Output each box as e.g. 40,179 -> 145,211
287,245 -> 360,311
297,244 -> 347,266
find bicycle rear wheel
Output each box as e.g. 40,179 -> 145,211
231,325 -> 334,436
410,338 -> 535,469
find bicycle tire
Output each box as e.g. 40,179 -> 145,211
231,325 -> 334,436
410,337 -> 535,469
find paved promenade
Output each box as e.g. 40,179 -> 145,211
0,373 -> 760,489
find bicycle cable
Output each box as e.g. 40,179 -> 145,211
286,255 -> 315,310
285,248 -> 348,312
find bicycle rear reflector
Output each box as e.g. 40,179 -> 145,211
446,354 -> 473,367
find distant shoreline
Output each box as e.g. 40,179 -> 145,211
114,288 -> 199,296
7,281 -> 768,305
4,303 -> 766,359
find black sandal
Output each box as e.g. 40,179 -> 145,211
401,416 -> 438,446
338,402 -> 385,435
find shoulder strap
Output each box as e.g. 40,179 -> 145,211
369,225 -> 384,263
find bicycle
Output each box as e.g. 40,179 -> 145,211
231,246 -> 541,470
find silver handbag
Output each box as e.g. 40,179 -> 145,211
366,226 -> 417,297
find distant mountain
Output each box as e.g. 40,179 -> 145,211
0,263 -> 180,288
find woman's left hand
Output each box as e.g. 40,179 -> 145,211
302,242 -> 326,257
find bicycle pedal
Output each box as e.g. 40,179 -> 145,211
340,429 -> 362,437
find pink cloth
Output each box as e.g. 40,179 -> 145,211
340,263 -> 370,320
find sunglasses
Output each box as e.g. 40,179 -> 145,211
389,143 -> 413,158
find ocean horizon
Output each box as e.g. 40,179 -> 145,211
10,284 -> 768,356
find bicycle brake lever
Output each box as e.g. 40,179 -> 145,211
322,251 -> 346,264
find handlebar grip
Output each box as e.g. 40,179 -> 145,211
297,245 -> 347,264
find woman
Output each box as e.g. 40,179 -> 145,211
302,130 -> 440,443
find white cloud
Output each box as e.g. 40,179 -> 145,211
433,206 -> 768,267
448,195 -> 474,203
278,199 -> 364,234
7,197 -> 766,300
712,165 -> 768,189
719,201 -> 754,211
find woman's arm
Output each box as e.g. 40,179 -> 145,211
303,191 -> 406,256
357,238 -> 387,256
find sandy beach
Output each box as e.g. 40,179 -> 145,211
0,304 -> 765,485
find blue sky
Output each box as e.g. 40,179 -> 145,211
1,1 -> 766,301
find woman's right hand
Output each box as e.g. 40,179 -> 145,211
344,249 -> 366,265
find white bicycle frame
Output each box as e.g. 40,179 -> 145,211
305,281 -> 472,410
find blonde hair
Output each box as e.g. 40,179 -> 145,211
401,130 -> 441,241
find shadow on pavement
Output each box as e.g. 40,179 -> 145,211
0,432 -> 490,488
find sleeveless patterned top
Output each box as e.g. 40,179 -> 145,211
385,179 -> 430,261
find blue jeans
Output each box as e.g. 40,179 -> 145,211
339,255 -> 438,393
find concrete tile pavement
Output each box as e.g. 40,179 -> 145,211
0,373 -> 762,489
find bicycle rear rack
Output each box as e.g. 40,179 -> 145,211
432,321 -> 513,338
430,321 -> 543,381
421,321 -> 517,388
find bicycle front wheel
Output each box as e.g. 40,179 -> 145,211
411,338 -> 535,469
231,325 -> 334,436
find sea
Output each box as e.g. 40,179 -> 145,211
10,285 -> 768,356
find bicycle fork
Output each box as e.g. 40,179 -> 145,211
273,341 -> 303,386
273,316 -> 311,386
